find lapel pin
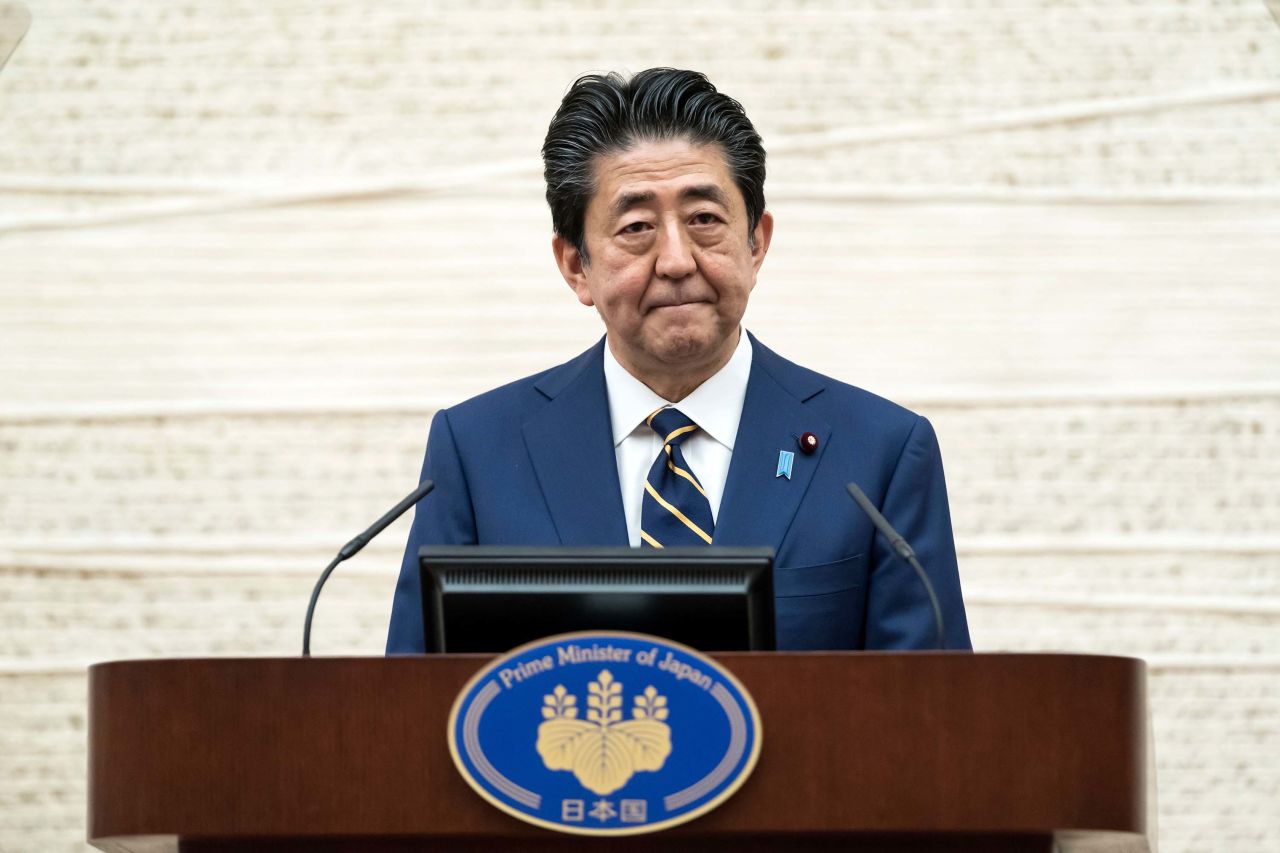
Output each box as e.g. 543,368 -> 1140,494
776,450 -> 795,480
798,431 -> 819,455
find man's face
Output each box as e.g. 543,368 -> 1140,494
553,138 -> 773,390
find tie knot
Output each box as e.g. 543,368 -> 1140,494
647,407 -> 699,447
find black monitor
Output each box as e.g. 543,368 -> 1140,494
419,546 -> 775,653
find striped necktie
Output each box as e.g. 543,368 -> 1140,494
639,407 -> 714,548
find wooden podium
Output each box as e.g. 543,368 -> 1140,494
88,653 -> 1149,853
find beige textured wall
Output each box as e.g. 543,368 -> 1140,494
2,2 -> 1279,851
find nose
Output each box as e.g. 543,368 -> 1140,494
654,220 -> 696,280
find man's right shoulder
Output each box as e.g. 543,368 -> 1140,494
434,339 -> 604,428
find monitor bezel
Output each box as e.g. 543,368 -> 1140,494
418,545 -> 775,653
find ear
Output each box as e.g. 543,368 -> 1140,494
552,234 -> 594,307
750,211 -> 774,274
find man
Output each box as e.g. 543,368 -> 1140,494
387,68 -> 970,652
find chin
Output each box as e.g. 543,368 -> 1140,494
649,328 -> 724,367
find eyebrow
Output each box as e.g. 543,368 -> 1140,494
609,184 -> 731,220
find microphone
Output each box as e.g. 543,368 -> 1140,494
302,479 -> 435,656
0,3 -> 33,75
845,482 -> 946,650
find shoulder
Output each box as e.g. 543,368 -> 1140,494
748,333 -> 922,433
748,335 -> 945,494
437,338 -> 603,426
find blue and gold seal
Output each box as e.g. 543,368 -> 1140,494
447,631 -> 762,835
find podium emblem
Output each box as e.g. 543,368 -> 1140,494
537,670 -> 672,794
447,631 -> 762,836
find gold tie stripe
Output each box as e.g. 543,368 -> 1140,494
665,446 -> 709,498
642,481 -> 714,544
640,407 -> 716,548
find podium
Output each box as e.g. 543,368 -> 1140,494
88,653 -> 1149,852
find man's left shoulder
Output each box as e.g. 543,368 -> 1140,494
749,335 -> 924,435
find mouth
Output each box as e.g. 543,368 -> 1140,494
649,296 -> 710,312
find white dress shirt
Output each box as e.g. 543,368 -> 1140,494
603,331 -> 753,547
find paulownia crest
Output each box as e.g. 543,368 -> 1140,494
535,669 -> 672,795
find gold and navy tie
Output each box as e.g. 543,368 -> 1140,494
639,407 -> 714,548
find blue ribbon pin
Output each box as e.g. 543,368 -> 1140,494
776,450 -> 795,480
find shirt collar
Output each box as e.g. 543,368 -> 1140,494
603,330 -> 753,451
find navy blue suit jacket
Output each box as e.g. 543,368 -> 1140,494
387,334 -> 970,652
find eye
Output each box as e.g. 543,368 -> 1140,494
690,212 -> 723,226
619,220 -> 651,235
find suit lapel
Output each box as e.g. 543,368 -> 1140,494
714,338 -> 830,550
522,341 -> 630,546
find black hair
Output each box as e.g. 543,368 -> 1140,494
542,68 -> 766,261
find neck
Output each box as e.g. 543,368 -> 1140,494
611,330 -> 740,403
